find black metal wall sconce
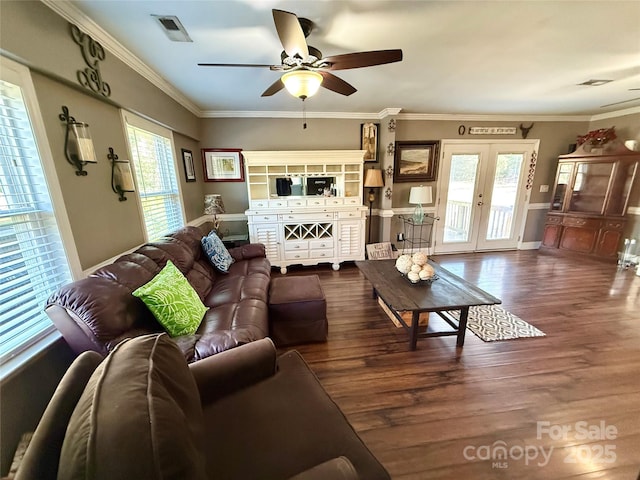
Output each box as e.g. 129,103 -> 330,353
108,147 -> 135,201
59,106 -> 97,176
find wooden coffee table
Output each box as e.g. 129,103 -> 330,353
356,259 -> 501,350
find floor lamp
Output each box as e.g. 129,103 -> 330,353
364,168 -> 384,243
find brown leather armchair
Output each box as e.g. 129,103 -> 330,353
15,334 -> 390,480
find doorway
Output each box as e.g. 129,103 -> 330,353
433,140 -> 537,254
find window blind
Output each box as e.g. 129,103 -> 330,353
0,79 -> 73,364
126,124 -> 184,240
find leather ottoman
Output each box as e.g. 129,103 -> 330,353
268,275 -> 327,347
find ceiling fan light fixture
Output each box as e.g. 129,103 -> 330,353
281,70 -> 323,99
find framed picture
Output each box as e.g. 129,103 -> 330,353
393,141 -> 440,183
361,122 -> 379,162
181,149 -> 196,182
202,148 -> 244,182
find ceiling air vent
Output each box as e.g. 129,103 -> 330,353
152,15 -> 192,42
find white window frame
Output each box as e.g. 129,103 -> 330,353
0,56 -> 81,379
120,110 -> 186,241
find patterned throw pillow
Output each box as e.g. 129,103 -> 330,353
201,230 -> 235,273
132,260 -> 207,337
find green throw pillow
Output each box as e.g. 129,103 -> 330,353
132,260 -> 207,337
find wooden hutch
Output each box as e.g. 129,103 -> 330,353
541,142 -> 639,261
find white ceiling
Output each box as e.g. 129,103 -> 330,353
60,0 -> 640,118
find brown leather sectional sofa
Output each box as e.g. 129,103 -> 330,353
46,225 -> 271,363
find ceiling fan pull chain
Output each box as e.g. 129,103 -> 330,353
302,98 -> 307,129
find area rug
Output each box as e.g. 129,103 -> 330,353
448,305 -> 546,342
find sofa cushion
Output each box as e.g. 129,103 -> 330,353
201,230 -> 234,273
132,260 -> 207,337
58,334 -> 207,480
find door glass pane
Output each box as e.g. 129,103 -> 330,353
569,162 -> 613,214
486,153 -> 523,240
444,154 -> 479,243
551,163 -> 572,211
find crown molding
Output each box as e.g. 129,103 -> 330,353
41,0 -> 202,117
590,106 -> 640,122
200,110 -> 382,119
397,112 -> 592,122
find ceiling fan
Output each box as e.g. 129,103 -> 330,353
198,9 -> 403,99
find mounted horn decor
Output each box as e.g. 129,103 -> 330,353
109,147 -> 135,201
59,106 -> 97,176
519,123 -> 534,139
70,24 -> 111,97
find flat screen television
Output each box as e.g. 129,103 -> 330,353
306,177 -> 334,195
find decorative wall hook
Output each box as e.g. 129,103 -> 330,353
525,150 -> 538,190
384,187 -> 393,200
386,142 -> 395,156
388,118 -> 396,132
109,147 -> 135,201
385,165 -> 394,178
59,105 -> 97,176
519,122 -> 534,139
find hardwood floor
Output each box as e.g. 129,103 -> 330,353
274,251 -> 640,479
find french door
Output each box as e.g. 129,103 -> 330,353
434,141 -> 536,253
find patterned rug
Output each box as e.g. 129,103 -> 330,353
448,305 -> 546,342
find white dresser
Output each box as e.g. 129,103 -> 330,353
243,150 -> 366,274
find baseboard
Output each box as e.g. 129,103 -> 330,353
519,241 -> 541,250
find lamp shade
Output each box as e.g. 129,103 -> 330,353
409,185 -> 432,205
364,168 -> 384,188
281,70 -> 323,99
204,194 -> 225,215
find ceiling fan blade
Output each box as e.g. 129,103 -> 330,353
318,71 -> 356,96
198,63 -> 283,71
322,49 -> 403,71
261,78 -> 285,97
272,9 -> 309,59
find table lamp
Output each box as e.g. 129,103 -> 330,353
409,185 -> 432,225
364,168 -> 384,243
204,194 -> 225,235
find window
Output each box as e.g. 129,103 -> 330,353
0,57 -> 79,368
122,112 -> 185,240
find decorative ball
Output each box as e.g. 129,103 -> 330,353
410,264 -> 422,273
420,264 -> 435,279
407,271 -> 420,283
395,254 -> 413,274
412,252 -> 428,266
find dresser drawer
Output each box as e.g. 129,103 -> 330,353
285,251 -> 310,261
343,197 -> 361,205
281,212 -> 335,221
251,214 -> 278,223
305,197 -> 326,207
287,199 -> 307,208
310,248 -> 334,259
284,240 -> 309,251
603,220 -> 624,230
562,216 -> 600,229
250,200 -> 269,209
325,198 -> 344,206
545,215 -> 562,225
310,239 -> 333,249
268,199 -> 288,208
338,210 -> 363,219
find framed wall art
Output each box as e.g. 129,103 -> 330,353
393,141 -> 440,183
181,148 -> 196,182
202,148 -> 244,182
361,122 -> 379,162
